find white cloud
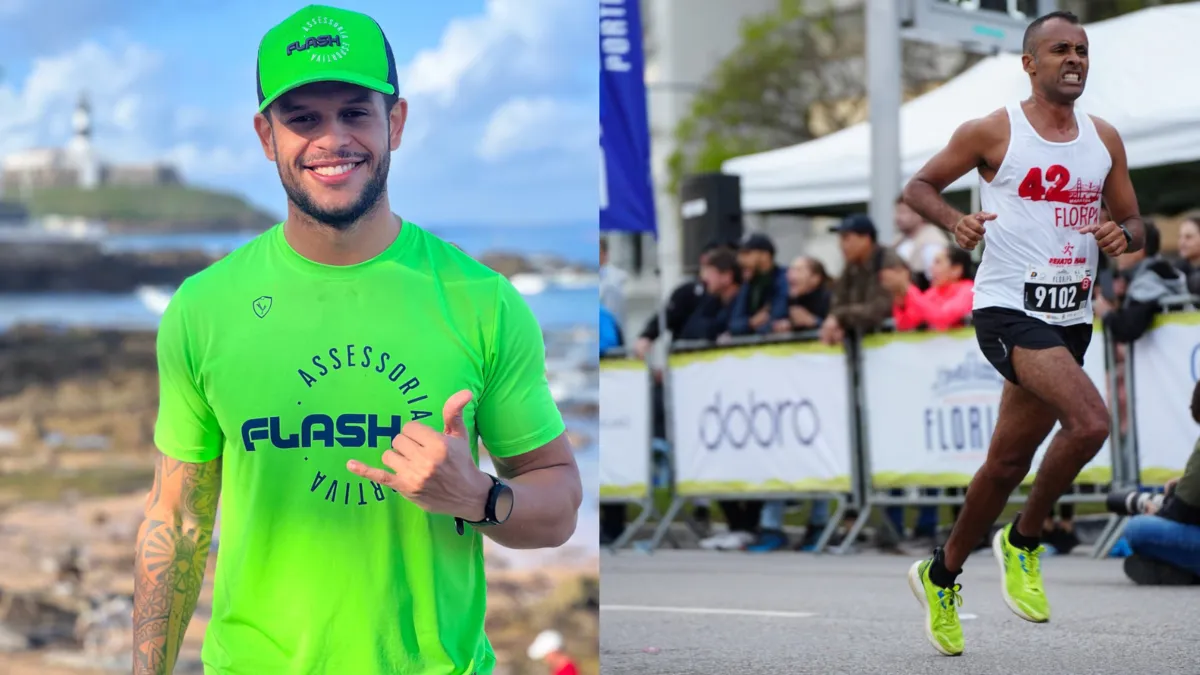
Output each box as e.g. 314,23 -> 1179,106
0,41 -> 163,159
477,97 -> 594,162
399,0 -> 583,107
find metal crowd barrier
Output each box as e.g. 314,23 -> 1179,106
598,297 -> 1200,558
597,346 -> 660,549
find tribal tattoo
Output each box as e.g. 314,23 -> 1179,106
133,454 -> 222,675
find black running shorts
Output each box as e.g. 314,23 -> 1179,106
972,307 -> 1093,386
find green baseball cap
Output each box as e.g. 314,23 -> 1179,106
256,4 -> 399,114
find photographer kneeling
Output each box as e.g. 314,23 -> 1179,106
1116,380 -> 1200,585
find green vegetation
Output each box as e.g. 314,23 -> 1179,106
2,185 -> 278,229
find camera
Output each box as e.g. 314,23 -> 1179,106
1105,490 -> 1164,516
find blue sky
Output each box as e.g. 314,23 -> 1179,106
0,0 -> 599,228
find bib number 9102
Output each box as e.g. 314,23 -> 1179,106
1023,265 -> 1089,322
1030,285 -> 1078,311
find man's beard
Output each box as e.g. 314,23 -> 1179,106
279,152 -> 391,231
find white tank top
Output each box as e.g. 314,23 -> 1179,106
972,102 -> 1112,326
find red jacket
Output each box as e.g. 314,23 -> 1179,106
892,280 -> 974,331
554,663 -> 579,675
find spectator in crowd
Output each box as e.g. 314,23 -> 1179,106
1122,378 -> 1200,585
741,257 -> 835,552
726,233 -> 789,337
599,304 -> 623,354
688,249 -> 764,551
527,629 -> 579,675
677,248 -> 742,341
1094,220 -> 1186,343
599,237 -> 628,327
892,197 -> 951,291
1173,212 -> 1200,296
819,214 -> 906,346
881,246 -> 975,331
632,241 -> 734,359
772,255 -> 833,334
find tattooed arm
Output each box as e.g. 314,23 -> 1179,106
132,453 -> 222,675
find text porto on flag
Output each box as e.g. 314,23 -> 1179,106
599,0 -> 656,235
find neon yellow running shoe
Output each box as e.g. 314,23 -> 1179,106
992,523 -> 1050,623
907,557 -> 964,656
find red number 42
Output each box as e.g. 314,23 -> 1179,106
1018,165 -> 1071,202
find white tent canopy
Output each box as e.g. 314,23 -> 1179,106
723,3 -> 1200,213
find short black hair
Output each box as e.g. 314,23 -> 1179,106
1022,10 -> 1081,55
947,246 -> 975,281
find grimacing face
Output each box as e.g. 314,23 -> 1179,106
1024,19 -> 1089,104
254,81 -> 407,230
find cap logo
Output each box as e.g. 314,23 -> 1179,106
286,16 -> 350,62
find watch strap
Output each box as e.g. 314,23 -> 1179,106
455,474 -> 503,536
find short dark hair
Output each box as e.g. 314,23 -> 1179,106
947,246 -> 975,281
703,248 -> 742,284
1023,10 -> 1081,55
1144,219 -> 1161,257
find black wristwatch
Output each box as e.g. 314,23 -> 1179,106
1120,224 -> 1133,247
455,474 -> 514,535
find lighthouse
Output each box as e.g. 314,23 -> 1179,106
65,92 -> 100,190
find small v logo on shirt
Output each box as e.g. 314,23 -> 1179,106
253,296 -> 273,318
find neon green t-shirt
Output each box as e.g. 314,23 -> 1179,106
153,220 -> 565,675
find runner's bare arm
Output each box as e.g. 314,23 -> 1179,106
133,453 -> 222,675
478,431 -> 582,549
903,114 -> 1002,230
1092,116 -> 1145,252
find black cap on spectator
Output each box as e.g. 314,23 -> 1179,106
739,232 -> 775,256
830,213 -> 878,240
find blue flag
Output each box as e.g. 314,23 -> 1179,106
599,0 -> 657,234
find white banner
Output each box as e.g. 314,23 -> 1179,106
1131,313 -> 1200,484
598,359 -> 652,500
861,324 -> 1111,488
668,343 -> 852,496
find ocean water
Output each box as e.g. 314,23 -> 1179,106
102,222 -> 598,266
2,227 -> 600,564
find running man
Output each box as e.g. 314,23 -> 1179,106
132,6 -> 582,675
900,10 -> 1144,656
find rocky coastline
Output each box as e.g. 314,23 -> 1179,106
0,237 -> 591,293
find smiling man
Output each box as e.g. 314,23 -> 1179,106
131,5 -> 583,675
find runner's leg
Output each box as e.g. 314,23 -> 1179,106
1009,346 -> 1109,539
942,379 -> 1058,572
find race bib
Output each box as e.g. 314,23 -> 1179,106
1023,265 -> 1091,324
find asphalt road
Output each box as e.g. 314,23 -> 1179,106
600,549 -> 1200,674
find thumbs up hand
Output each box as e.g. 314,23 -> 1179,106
347,390 -> 492,521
